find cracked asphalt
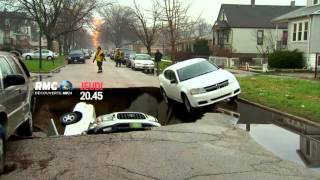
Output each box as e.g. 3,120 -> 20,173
1,113 -> 319,180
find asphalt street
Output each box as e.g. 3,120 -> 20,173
44,58 -> 160,88
1,60 -> 320,180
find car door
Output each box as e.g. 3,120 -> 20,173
33,50 -> 40,59
0,56 -> 24,136
42,50 -> 49,59
6,56 -> 30,118
167,71 -> 181,101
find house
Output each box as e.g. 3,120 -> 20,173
0,10 -> 33,51
212,0 -> 302,58
273,0 -> 320,70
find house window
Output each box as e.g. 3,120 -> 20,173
292,24 -> 297,41
304,22 -> 309,41
298,23 -> 303,41
314,0 -> 319,5
292,21 -> 309,42
257,30 -> 264,45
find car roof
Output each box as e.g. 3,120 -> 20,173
136,54 -> 150,56
165,58 -> 207,71
0,51 -> 15,56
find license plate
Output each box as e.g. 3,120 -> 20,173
130,123 -> 142,128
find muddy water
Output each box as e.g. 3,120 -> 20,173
217,101 -> 320,170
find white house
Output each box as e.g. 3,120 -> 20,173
212,0 -> 302,58
273,0 -> 320,70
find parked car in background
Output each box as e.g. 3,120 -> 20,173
67,50 -> 86,64
82,49 -> 91,59
159,58 -> 241,113
0,51 -> 33,173
22,49 -> 55,60
131,54 -> 155,73
123,49 -> 136,67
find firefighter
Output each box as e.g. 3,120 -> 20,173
115,49 -> 122,68
93,46 -> 105,73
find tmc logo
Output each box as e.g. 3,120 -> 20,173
35,80 -> 73,91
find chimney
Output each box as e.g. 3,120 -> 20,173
291,0 -> 295,6
251,0 -> 255,6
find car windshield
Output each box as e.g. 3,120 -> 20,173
70,51 -> 83,55
135,55 -> 151,60
177,60 -> 219,82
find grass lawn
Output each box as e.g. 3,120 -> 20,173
23,56 -> 66,73
238,75 -> 320,123
159,61 -> 172,71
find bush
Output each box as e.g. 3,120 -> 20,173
268,50 -> 304,69
194,39 -> 210,56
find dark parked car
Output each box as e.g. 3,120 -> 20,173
0,51 -> 33,173
67,50 -> 85,64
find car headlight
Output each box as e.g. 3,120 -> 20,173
68,57 -> 71,60
190,88 -> 206,95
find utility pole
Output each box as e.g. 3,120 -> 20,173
315,53 -> 319,79
39,26 -> 42,81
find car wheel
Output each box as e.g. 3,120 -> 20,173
0,138 -> 4,174
47,56 -> 53,61
230,95 -> 238,103
182,95 -> 192,113
60,112 -> 82,126
16,113 -> 33,137
161,88 -> 169,104
26,55 -> 32,60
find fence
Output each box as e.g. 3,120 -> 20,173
209,56 -> 267,69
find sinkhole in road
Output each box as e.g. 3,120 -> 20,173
31,87 -> 320,170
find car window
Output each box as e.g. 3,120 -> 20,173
42,50 -> 49,53
5,56 -> 24,75
164,70 -> 171,80
33,50 -> 39,53
177,61 -> 219,82
170,71 -> 177,81
0,56 -> 14,78
135,55 -> 151,60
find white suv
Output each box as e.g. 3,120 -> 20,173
159,58 -> 241,112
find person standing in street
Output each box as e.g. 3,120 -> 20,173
115,49 -> 122,68
155,49 -> 163,75
93,46 -> 105,73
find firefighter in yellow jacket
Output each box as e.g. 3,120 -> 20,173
93,46 -> 105,73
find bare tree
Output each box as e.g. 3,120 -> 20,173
2,0 -> 105,50
159,0 -> 190,62
129,0 -> 161,55
100,5 -> 136,48
254,30 -> 276,64
194,18 -> 212,37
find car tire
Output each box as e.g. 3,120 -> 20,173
60,111 -> 82,126
160,88 -> 169,104
230,95 -> 238,103
0,138 -> 4,174
26,55 -> 32,60
16,114 -> 33,137
47,56 -> 53,61
182,94 -> 192,113
0,126 -> 5,174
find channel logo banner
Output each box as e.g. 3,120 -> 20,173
34,80 -> 73,96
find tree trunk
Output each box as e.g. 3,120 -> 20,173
171,43 -> 176,62
147,45 -> 152,55
46,35 -> 54,51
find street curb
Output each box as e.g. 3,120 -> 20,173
238,97 -> 320,127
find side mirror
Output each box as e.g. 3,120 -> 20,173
4,74 -> 25,88
170,79 -> 177,84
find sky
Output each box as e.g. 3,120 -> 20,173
116,0 -> 307,24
